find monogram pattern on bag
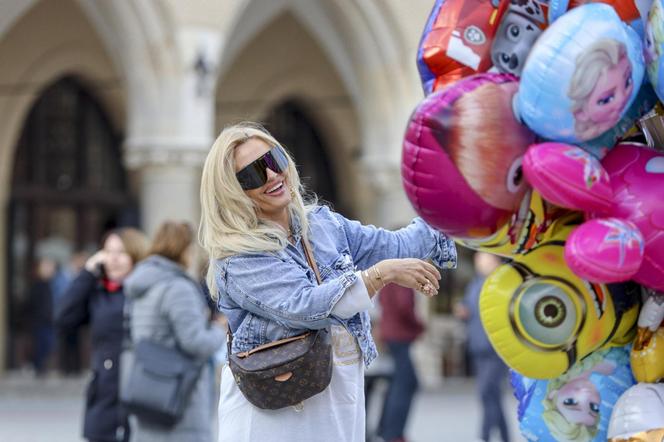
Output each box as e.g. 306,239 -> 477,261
229,328 -> 333,410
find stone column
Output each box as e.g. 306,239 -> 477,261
123,26 -> 222,237
125,146 -> 207,236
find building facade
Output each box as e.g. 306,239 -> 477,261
0,0 -> 471,382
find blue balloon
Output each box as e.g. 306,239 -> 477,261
645,0 -> 664,102
579,81 -> 657,158
515,4 -> 646,144
511,346 -> 636,442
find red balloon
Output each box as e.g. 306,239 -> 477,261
418,0 -> 505,92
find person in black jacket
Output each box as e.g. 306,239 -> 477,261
56,228 -> 148,442
29,257 -> 58,376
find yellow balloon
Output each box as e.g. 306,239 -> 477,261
631,327 -> 664,383
479,217 -> 639,379
458,191 -> 576,258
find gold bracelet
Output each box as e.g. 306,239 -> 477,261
371,265 -> 384,289
363,270 -> 377,293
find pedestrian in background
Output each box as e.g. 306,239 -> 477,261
28,257 -> 58,376
124,221 -> 225,442
454,252 -> 510,442
56,228 -> 148,442
199,122 -> 457,442
375,283 -> 424,442
52,250 -> 89,375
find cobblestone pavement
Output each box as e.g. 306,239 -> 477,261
0,373 -> 521,442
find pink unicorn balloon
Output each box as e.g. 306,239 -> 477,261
523,142 -> 664,291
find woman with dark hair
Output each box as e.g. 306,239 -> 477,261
56,228 -> 149,442
124,221 -> 225,442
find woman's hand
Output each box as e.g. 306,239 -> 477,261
376,258 -> 441,296
84,250 -> 107,274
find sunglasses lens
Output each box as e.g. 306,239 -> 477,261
270,147 -> 289,172
236,165 -> 267,190
235,146 -> 288,190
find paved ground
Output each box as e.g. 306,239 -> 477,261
0,372 -> 521,442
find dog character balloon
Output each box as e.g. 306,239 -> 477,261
417,0 -> 504,94
515,4 -> 645,143
479,217 -> 640,379
490,0 -> 548,75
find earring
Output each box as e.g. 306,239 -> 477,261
290,187 -> 296,199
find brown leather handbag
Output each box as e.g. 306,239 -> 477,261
227,236 -> 333,410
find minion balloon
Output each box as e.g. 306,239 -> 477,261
479,217 -> 640,379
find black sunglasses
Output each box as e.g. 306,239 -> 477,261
235,146 -> 289,190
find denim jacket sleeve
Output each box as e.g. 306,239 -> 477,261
222,252 -> 359,330
330,209 -> 457,270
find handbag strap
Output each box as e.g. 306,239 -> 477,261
301,235 -> 322,285
227,232 -> 322,351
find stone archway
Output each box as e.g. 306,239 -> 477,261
217,0 -> 424,224
215,10 -> 365,219
263,99 -> 342,213
7,76 -> 130,370
0,0 -> 132,370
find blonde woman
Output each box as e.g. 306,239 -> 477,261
199,123 -> 457,442
568,39 -> 634,141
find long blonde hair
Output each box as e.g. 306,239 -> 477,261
199,122 -> 315,299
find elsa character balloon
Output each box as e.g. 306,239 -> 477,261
644,0 -> 664,100
512,346 -> 635,442
515,4 -> 645,145
542,353 -> 617,441
568,40 -> 635,141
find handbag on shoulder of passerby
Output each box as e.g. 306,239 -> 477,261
227,235 -> 332,410
120,279 -> 203,427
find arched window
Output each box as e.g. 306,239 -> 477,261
263,100 -> 340,211
6,76 -> 133,369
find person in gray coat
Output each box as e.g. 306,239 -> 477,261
124,221 -> 225,442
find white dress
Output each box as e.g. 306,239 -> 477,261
217,324 -> 365,442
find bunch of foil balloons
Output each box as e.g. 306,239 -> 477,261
403,0 -> 664,440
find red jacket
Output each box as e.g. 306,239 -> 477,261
378,283 -> 424,342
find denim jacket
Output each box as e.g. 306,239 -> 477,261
215,205 -> 457,366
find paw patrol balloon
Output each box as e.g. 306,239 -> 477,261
490,0 -> 548,75
515,4 -> 645,143
417,0 -> 503,94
